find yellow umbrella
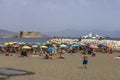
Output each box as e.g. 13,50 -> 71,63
56,41 -> 61,44
8,42 -> 14,45
40,46 -> 48,48
22,46 -> 31,49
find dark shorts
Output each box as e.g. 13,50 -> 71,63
92,53 -> 96,56
83,59 -> 88,64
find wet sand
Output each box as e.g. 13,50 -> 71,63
0,53 -> 120,80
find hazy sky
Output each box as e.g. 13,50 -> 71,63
0,0 -> 120,32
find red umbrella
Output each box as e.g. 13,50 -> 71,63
89,45 -> 98,49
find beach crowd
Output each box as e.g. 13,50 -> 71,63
0,38 -> 120,59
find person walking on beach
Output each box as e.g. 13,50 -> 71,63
82,53 -> 88,69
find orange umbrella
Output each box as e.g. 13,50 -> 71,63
107,45 -> 113,49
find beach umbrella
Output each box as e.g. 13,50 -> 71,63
40,45 -> 48,49
107,45 -> 113,49
56,41 -> 61,44
71,44 -> 80,47
0,44 -> 4,47
98,44 -> 106,47
19,44 -> 26,46
32,45 -> 39,48
13,42 -> 18,44
26,44 -> 32,47
89,45 -> 98,49
19,42 -> 26,46
47,47 -> 57,52
8,42 -> 14,45
13,45 -> 19,48
22,46 -> 31,49
62,41 -> 68,44
4,43 -> 9,46
45,43 -> 54,47
19,42 -> 26,44
60,44 -> 67,48
4,42 -> 13,46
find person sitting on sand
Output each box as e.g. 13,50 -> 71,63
82,53 -> 88,69
45,54 -> 50,59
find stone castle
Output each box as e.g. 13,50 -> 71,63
19,31 -> 41,38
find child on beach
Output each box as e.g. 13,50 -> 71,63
91,49 -> 96,57
82,53 -> 88,69
91,52 -> 96,57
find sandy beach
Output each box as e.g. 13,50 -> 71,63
0,52 -> 120,80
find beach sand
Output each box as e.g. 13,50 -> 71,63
0,53 -> 120,80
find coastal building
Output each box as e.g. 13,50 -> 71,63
19,31 -> 41,38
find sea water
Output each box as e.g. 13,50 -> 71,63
0,38 -> 50,45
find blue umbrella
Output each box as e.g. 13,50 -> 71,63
98,44 -> 106,47
47,47 -> 57,52
71,44 -> 80,47
19,44 -> 26,46
26,44 -> 32,47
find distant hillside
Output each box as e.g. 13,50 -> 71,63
0,29 -> 17,37
43,29 -> 120,38
0,29 -> 49,38
1,29 -> 119,38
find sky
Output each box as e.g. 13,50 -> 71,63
0,0 -> 120,33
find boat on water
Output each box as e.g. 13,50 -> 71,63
81,32 -> 106,40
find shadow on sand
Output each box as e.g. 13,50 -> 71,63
77,66 -> 88,69
0,68 -> 34,80
0,78 -> 6,80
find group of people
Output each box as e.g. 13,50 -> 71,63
0,39 -> 116,69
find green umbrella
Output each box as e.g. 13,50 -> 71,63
60,44 -> 67,48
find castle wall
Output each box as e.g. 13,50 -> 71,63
19,31 -> 41,38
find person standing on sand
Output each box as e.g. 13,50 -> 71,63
20,49 -> 27,57
91,49 -> 96,57
91,51 -> 96,57
82,53 -> 88,69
